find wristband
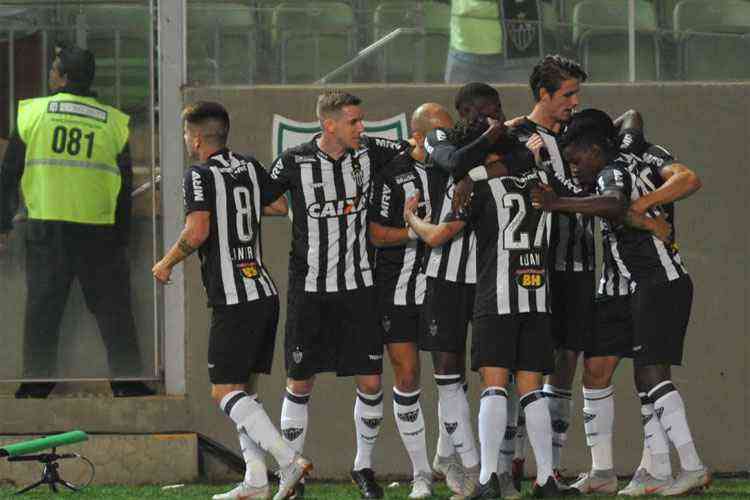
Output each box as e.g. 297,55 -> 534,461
468,166 -> 488,181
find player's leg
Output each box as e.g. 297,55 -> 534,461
210,299 -> 310,500
544,350 -> 577,478
387,339 -> 432,498
633,276 -> 709,496
498,376 -> 522,498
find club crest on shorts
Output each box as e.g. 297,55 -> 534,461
292,346 -> 303,364
381,315 -> 391,333
428,319 -> 438,337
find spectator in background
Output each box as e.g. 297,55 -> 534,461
445,0 -> 544,83
0,44 -> 152,399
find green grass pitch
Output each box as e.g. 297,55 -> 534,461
0,479 -> 747,499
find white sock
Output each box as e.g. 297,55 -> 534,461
639,392 -> 671,480
582,386 -> 615,471
239,428 -> 268,487
499,385 -> 519,474
220,391 -> 294,467
280,388 -> 310,454
354,389 -> 383,471
650,381 -> 703,472
393,387 -> 431,477
436,400 -> 455,458
436,375 -> 479,468
479,387 -> 508,483
544,384 -> 572,470
521,390 -> 553,484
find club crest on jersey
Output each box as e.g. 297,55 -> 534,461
292,347 -> 303,364
381,315 -> 391,333
428,319 -> 438,337
239,261 -> 259,279
516,268 -> 545,290
307,196 -> 366,218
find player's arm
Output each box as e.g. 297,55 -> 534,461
404,190 -> 466,248
262,194 -> 288,216
254,159 -> 289,216
367,171 -> 414,247
369,222 -> 413,247
152,210 -> 210,284
0,131 -> 26,252
630,163 -> 701,214
425,120 -> 504,180
532,183 -> 628,222
365,136 -> 410,170
613,109 -> 643,133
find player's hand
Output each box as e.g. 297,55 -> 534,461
530,183 -> 557,210
152,260 -> 173,284
0,232 -> 8,254
525,133 -> 545,164
629,195 -> 652,215
452,177 -> 474,212
504,115 -> 525,128
482,117 -> 506,144
648,213 -> 672,243
403,190 -> 421,221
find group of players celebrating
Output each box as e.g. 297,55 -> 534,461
152,54 -> 708,500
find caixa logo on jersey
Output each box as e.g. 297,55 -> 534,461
307,196 -> 367,219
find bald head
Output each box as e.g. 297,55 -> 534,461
411,102 -> 453,137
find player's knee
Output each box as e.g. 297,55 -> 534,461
583,358 -> 615,388
356,376 -> 382,395
287,377 -> 315,395
211,384 -> 244,404
394,370 -> 419,393
635,365 -> 670,393
432,351 -> 461,375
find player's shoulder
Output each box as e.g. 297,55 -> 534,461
279,141 -> 317,162
640,143 -> 674,169
507,118 -> 538,142
425,127 -> 451,145
185,162 -> 212,181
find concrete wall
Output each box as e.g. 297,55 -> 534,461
1,83 -> 748,481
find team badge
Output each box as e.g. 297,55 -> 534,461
282,427 -> 304,441
641,413 -> 653,426
444,422 -> 458,435
361,417 -> 382,429
398,410 -> 420,423
428,319 -> 438,337
292,347 -> 304,364
381,315 -> 391,333
583,412 -> 596,424
507,12 -> 536,52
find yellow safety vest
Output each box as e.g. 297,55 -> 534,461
17,92 -> 130,225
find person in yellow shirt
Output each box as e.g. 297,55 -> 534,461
446,0 -> 543,83
0,45 -> 152,399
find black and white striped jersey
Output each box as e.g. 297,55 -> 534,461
269,134 -> 407,293
423,175 -> 478,284
368,151 -> 439,306
458,159 -> 553,317
597,155 -> 687,292
183,148 -> 281,306
509,119 -> 595,273
598,132 -> 677,297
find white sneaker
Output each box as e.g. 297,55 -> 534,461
449,464 -> 479,500
498,471 -> 522,499
409,471 -> 433,499
432,453 -> 464,495
617,468 -> 671,496
659,467 -> 711,496
273,454 -> 313,500
213,482 -> 270,499
571,469 -> 618,494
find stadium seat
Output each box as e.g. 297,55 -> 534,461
272,2 -> 356,83
673,0 -> 750,80
373,1 -> 450,82
187,3 -> 256,85
572,0 -> 659,81
75,5 -> 151,111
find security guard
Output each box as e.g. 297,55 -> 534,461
0,44 -> 152,398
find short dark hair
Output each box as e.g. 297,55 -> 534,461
560,109 -> 616,155
55,44 -> 96,91
316,90 -> 361,120
454,82 -> 499,111
529,54 -> 588,101
182,101 -> 230,145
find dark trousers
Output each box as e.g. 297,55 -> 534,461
22,221 -> 142,378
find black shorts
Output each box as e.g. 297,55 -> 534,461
285,283 -> 383,379
471,313 -> 554,374
631,275 -> 693,367
379,301 -> 421,344
585,295 -> 634,359
551,270 -> 595,351
208,296 -> 280,384
419,277 -> 475,353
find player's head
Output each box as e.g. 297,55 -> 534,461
410,102 -> 453,147
530,54 -> 587,123
50,44 -> 96,93
181,101 -> 230,160
317,90 -> 365,150
454,82 -> 505,123
560,109 -> 616,187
